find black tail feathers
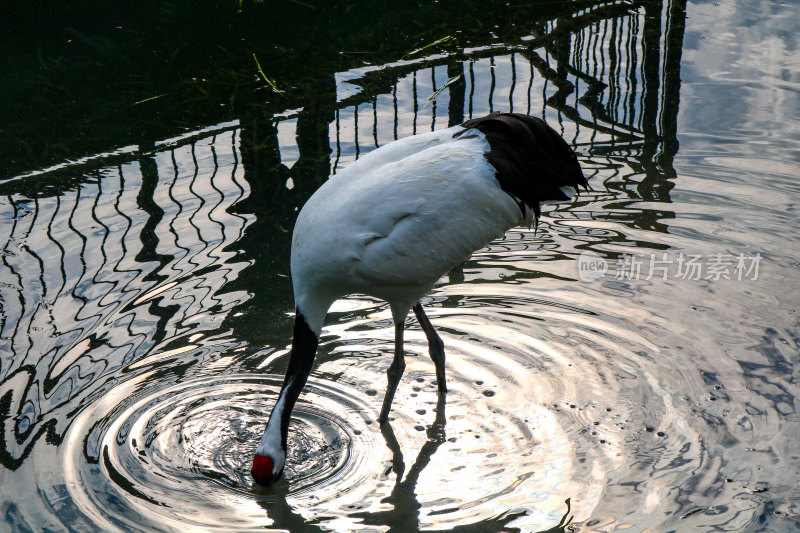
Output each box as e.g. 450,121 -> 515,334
454,112 -> 587,220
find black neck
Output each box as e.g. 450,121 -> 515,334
275,308 -> 319,448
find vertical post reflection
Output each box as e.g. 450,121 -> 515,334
447,61 -> 465,127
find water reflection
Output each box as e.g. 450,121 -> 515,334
361,396 -> 451,531
3,2 -> 681,530
349,396 -> 574,533
3,0 -> 800,531
1,133 -> 252,471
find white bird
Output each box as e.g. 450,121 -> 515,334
251,112 -> 587,485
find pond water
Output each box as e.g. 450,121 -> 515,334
1,1 -> 799,531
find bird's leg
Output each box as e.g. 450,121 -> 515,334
413,303 -> 447,393
379,321 -> 405,424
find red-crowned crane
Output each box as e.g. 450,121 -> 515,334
251,112 -> 587,485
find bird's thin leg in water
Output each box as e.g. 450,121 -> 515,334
379,321 -> 405,424
413,303 -> 447,393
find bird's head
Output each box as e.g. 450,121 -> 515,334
251,451 -> 284,485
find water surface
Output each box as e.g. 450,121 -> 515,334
1,1 -> 799,531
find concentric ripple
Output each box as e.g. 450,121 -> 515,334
62,374 -> 383,532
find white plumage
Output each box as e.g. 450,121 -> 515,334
292,125 -> 527,334
251,113 -> 587,485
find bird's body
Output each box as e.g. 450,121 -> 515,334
252,113 -> 586,485
292,125 -> 526,334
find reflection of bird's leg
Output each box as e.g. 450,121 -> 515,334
403,393 -> 447,487
379,393 -> 448,501
346,418 -> 416,529
354,393 -> 538,532
379,418 -> 405,484
379,320 -> 406,424
429,392 -> 447,440
413,303 -> 447,393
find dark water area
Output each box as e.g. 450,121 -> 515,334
1,1 -> 799,531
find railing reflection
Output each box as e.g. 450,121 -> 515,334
0,133 -> 253,468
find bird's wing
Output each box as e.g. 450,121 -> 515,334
343,138 -> 523,291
